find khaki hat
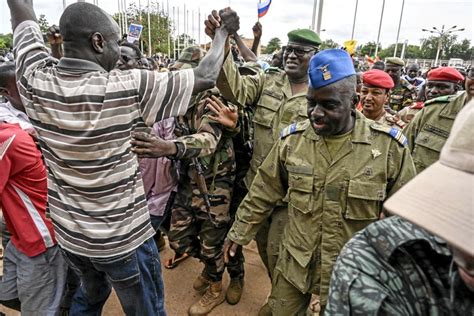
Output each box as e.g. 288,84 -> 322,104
384,101 -> 474,256
385,57 -> 405,67
172,46 -> 206,70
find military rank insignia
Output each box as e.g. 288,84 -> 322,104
319,64 -> 332,81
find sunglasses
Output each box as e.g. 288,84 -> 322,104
284,46 -> 317,57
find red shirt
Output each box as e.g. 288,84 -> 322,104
0,123 -> 56,257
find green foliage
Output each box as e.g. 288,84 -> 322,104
357,42 -> 378,56
320,39 -> 339,50
265,37 -> 282,54
0,33 -> 13,50
113,1 -> 174,56
38,14 -> 50,33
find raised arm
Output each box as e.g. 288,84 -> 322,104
234,33 -> 257,63
7,0 -> 37,31
192,8 -> 240,94
251,22 -> 262,56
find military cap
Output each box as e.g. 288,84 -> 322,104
385,57 -> 405,67
308,49 -> 355,89
287,29 -> 321,47
362,69 -> 394,89
172,46 -> 206,69
427,67 -> 464,83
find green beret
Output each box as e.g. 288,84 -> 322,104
287,29 -> 321,47
385,57 -> 405,67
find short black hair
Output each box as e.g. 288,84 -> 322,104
372,61 -> 385,70
120,42 -> 143,59
59,2 -> 117,43
0,62 -> 15,89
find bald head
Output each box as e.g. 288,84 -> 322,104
59,2 -> 121,72
60,2 -> 118,42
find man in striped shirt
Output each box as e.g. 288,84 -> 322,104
7,0 -> 240,314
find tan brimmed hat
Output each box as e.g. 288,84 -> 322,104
384,100 -> 474,256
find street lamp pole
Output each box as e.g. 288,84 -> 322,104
375,0 -> 386,57
351,0 -> 359,40
394,0 -> 405,57
422,25 -> 465,66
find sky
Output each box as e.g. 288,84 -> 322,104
1,0 -> 473,48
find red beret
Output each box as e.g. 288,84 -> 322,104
362,69 -> 395,89
427,67 -> 464,83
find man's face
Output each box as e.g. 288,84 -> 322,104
283,42 -> 316,79
384,64 -> 402,84
306,83 -> 354,136
100,19 -> 121,71
360,85 -> 389,115
407,66 -> 419,79
425,80 -> 457,100
117,46 -> 140,70
465,67 -> 474,98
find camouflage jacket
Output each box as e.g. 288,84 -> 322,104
227,111 -> 416,304
387,79 -> 417,113
173,90 -> 236,183
364,110 -> 406,129
404,91 -> 467,174
326,216 -> 474,315
217,53 -> 308,188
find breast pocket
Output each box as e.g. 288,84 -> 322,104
288,172 -> 314,214
414,130 -> 446,153
344,180 -> 386,220
253,91 -> 282,128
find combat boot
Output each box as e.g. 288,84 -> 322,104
188,281 -> 225,316
225,278 -> 244,305
193,273 -> 212,292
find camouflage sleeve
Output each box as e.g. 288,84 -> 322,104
173,107 -> 223,160
385,139 -> 417,198
325,223 -> 411,315
227,139 -> 288,245
216,52 -> 265,108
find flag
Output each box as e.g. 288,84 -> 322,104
343,40 -> 357,55
258,0 -> 272,18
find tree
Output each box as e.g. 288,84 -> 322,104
113,1 -> 174,56
38,14 -> 50,33
0,33 -> 13,50
358,42 -> 378,56
448,39 -> 472,60
320,39 -> 339,50
265,37 -> 281,54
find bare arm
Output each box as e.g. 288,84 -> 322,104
192,8 -> 240,94
251,22 -> 262,56
7,0 -> 37,31
234,33 -> 257,63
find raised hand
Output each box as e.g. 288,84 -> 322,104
219,7 -> 240,35
252,21 -> 262,39
206,95 -> 238,129
46,25 -> 63,45
204,10 -> 220,40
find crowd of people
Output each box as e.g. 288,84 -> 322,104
0,1 -> 472,316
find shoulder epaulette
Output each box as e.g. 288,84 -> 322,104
370,123 -> 408,146
424,95 -> 454,106
280,121 -> 306,139
265,67 -> 283,74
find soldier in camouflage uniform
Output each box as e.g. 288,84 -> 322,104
384,57 -> 417,113
224,49 -> 416,315
403,68 -> 472,173
397,66 -> 464,123
359,69 -> 406,129
327,104 -> 474,315
213,24 -> 322,280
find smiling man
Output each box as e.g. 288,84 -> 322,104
207,17 -> 321,281
224,49 -> 416,315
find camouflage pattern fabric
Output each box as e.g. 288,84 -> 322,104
227,111 -> 416,311
404,92 -> 467,174
168,90 -> 236,282
217,52 -> 308,278
373,111 -> 406,129
326,216 -> 474,315
387,79 -> 417,113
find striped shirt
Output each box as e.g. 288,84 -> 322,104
13,21 -> 195,257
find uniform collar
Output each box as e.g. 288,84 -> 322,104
439,91 -> 467,119
57,57 -> 107,73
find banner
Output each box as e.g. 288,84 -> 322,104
127,23 -> 144,44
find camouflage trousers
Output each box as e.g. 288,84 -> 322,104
168,176 -> 234,282
255,206 -> 288,280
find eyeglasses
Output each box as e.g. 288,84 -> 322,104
284,46 -> 316,57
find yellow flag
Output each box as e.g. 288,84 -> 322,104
343,40 -> 357,55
